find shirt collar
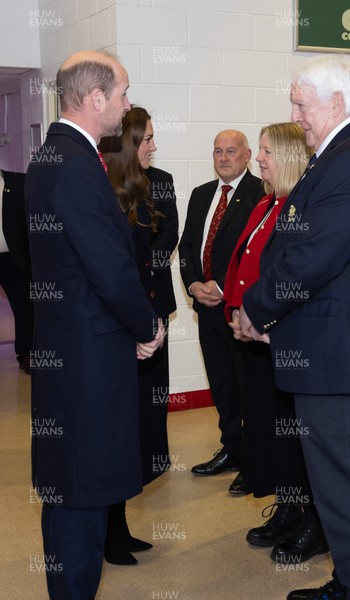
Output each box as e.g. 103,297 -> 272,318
217,168 -> 247,191
59,118 -> 98,152
316,116 -> 350,158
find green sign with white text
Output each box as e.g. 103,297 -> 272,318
296,0 -> 350,52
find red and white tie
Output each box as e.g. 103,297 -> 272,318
98,151 -> 108,174
202,184 -> 232,281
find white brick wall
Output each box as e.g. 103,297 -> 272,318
113,0 -> 319,394
13,0 -> 319,395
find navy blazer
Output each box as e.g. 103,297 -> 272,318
179,170 -> 263,313
244,123 -> 350,394
1,170 -> 31,276
25,122 -> 157,508
136,166 -> 178,317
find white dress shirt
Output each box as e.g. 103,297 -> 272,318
316,115 -> 350,157
59,118 -> 98,152
200,169 -> 247,264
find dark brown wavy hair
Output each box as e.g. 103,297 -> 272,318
99,106 -> 160,231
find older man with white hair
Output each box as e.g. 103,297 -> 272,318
235,54 -> 350,600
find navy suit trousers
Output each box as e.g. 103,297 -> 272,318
295,394 -> 350,598
41,504 -> 109,600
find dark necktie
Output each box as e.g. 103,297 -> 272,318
304,153 -> 317,175
98,151 -> 108,174
298,153 -> 316,183
202,184 -> 232,281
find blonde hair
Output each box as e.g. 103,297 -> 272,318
260,123 -> 312,197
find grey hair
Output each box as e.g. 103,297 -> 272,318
291,54 -> 350,114
57,52 -> 118,113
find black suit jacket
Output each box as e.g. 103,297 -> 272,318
1,170 -> 31,275
139,165 -> 178,317
179,170 -> 263,313
244,123 -> 350,394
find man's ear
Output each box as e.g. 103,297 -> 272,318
332,91 -> 345,117
90,88 -> 105,112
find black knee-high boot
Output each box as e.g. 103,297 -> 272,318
104,501 -> 153,565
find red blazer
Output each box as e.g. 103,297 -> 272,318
224,193 -> 287,321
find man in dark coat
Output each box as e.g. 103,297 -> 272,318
237,54 -> 350,600
0,169 -> 33,372
25,50 -> 164,600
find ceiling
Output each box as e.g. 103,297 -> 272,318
0,66 -> 31,95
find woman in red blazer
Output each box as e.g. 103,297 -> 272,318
224,123 -> 328,564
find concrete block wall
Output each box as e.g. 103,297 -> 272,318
114,0 -> 316,395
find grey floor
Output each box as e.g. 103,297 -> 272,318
0,291 -> 333,600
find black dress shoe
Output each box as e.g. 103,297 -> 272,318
129,536 -> 153,553
105,534 -> 153,562
104,549 -> 138,565
246,503 -> 302,547
228,472 -> 251,496
191,449 -> 240,476
287,579 -> 346,599
271,506 -> 329,562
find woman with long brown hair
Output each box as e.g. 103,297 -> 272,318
99,106 -> 178,565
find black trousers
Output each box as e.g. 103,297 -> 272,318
295,394 -> 350,598
138,319 -> 170,485
41,503 -> 109,600
0,252 -> 33,360
242,342 -> 311,500
198,304 -> 244,455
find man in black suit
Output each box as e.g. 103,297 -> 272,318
25,50 -> 164,600
0,169 -> 33,373
179,130 -> 262,489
